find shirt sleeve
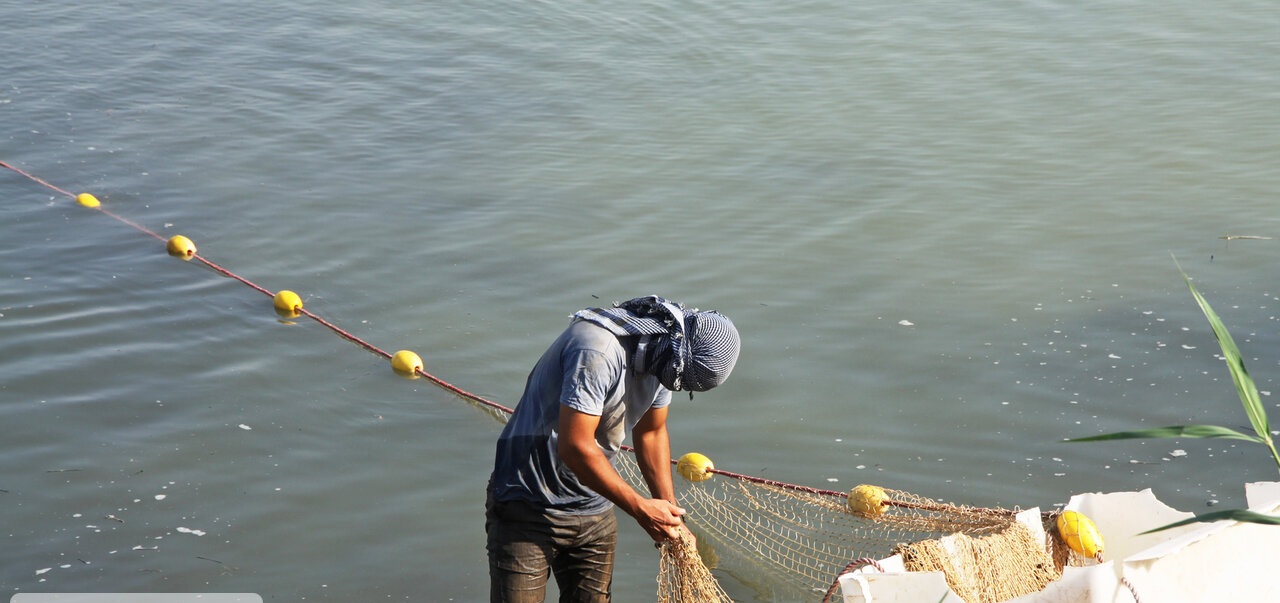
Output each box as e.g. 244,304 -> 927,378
651,385 -> 672,410
560,347 -> 623,416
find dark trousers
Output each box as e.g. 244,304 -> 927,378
486,494 -> 618,603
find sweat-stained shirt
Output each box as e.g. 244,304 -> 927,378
489,319 -> 672,515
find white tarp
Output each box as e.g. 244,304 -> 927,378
841,482 -> 1280,603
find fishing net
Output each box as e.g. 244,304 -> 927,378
616,452 -> 1075,603
657,530 -> 735,603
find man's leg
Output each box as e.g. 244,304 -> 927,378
550,509 -> 617,603
487,496 -> 554,603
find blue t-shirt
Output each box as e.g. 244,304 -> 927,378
490,320 -> 672,514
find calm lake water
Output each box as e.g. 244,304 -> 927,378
4,1 -> 1279,601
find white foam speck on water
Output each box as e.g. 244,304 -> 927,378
155,494 -> 166,500
239,424 -> 252,430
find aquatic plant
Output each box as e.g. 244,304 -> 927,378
1068,258 -> 1280,530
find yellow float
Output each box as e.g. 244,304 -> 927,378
1056,510 -> 1104,558
165,235 -> 197,260
676,452 -> 715,482
391,350 -> 424,378
272,290 -> 303,318
848,484 -> 887,518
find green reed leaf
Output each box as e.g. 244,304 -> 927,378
1139,509 -> 1280,534
1175,257 -> 1280,470
1176,260 -> 1271,441
1065,425 -> 1263,443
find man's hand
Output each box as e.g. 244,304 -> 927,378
634,497 -> 686,543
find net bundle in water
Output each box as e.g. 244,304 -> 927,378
617,452 -> 1069,603
657,530 -> 734,603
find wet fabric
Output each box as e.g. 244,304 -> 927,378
486,493 -> 617,603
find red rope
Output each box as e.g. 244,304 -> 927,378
0,159 -> 76,197
705,466 -> 848,498
2,159 -> 516,416
821,558 -> 885,603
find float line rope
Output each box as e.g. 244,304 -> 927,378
707,466 -> 848,499
1,159 -> 513,416
4,159 -> 861,498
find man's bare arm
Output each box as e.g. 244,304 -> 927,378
558,405 -> 685,542
631,405 -> 675,504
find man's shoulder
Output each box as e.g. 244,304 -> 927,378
563,319 -> 625,353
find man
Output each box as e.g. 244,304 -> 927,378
486,295 -> 741,603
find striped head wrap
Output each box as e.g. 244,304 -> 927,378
572,295 -> 740,392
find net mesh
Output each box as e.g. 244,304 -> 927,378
897,521 -> 1061,603
657,530 -> 735,603
615,452 -> 1073,603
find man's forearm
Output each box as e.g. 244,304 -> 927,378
559,404 -> 685,542
633,424 -> 675,504
559,434 -> 646,517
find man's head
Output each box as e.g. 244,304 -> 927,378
660,310 -> 740,392
572,295 -> 741,392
